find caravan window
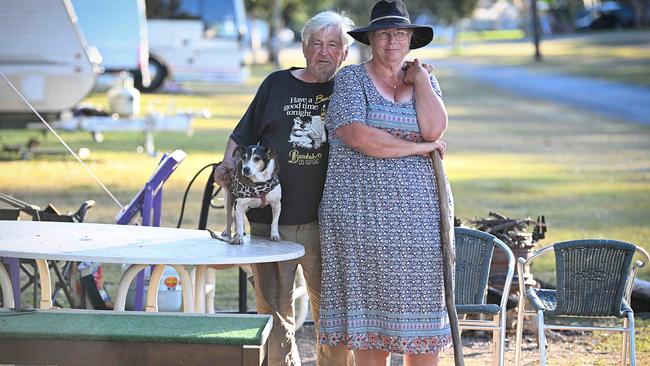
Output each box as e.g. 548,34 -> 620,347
145,0 -> 244,39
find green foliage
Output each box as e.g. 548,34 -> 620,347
329,0 -> 377,26
244,0 -> 340,35
282,0 -> 338,34
327,0 -> 481,26
409,0 -> 480,23
242,0 -> 483,38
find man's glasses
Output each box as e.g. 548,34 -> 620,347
373,29 -> 411,41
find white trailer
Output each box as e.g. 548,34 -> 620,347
0,0 -> 99,127
144,0 -> 249,91
71,0 -> 151,90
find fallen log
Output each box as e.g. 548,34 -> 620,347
632,279 -> 650,312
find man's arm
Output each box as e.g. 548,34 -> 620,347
214,137 -> 238,187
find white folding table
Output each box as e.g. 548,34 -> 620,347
0,221 -> 304,313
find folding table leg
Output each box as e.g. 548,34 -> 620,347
194,265 -> 207,313
35,259 -> 52,309
146,265 -> 165,312
114,264 -> 147,311
0,263 -> 15,308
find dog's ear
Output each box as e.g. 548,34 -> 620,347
266,147 -> 277,160
233,146 -> 245,158
266,147 -> 280,175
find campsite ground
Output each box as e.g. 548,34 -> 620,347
295,316 -> 650,366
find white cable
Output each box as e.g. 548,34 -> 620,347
0,71 -> 124,210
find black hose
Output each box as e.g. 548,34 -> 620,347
176,162 -> 220,228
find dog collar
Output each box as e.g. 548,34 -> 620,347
258,190 -> 269,208
231,175 -> 280,208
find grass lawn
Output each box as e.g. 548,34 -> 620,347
1,31 -> 649,362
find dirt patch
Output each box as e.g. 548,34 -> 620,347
296,322 -> 641,366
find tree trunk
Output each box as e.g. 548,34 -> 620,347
268,0 -> 282,66
530,0 -> 542,62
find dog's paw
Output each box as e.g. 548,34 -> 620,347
270,234 -> 281,242
231,234 -> 244,245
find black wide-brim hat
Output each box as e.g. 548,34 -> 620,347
348,0 -> 433,50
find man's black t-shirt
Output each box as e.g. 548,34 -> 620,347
230,68 -> 332,225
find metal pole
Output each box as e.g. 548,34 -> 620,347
238,268 -> 248,313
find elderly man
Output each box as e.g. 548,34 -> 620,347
214,11 -> 355,366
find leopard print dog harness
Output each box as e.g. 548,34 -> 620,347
230,173 -> 280,208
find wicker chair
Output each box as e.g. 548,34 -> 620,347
454,227 -> 514,366
514,239 -> 649,366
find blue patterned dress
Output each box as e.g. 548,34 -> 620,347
318,63 -> 452,354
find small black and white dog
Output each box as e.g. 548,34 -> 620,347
222,145 -> 282,244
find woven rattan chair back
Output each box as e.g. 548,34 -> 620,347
515,239 -> 648,366
454,228 -> 496,306
453,227 -> 513,366
552,239 -> 636,318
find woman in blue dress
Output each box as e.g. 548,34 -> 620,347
318,1 -> 451,365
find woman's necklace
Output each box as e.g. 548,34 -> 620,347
370,63 -> 402,101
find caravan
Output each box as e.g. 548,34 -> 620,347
0,0 -> 99,127
71,0 -> 151,90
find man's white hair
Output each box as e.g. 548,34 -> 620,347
301,11 -> 355,49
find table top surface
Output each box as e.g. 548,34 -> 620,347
0,221 -> 304,265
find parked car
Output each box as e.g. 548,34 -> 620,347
575,1 -> 635,30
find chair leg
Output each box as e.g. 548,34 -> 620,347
492,328 -> 500,366
515,305 -> 525,366
498,315 -> 506,366
628,312 -> 636,366
621,317 -> 629,366
537,310 -> 546,366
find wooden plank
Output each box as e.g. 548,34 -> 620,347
243,345 -> 263,366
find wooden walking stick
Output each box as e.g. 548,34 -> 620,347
431,150 -> 465,366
